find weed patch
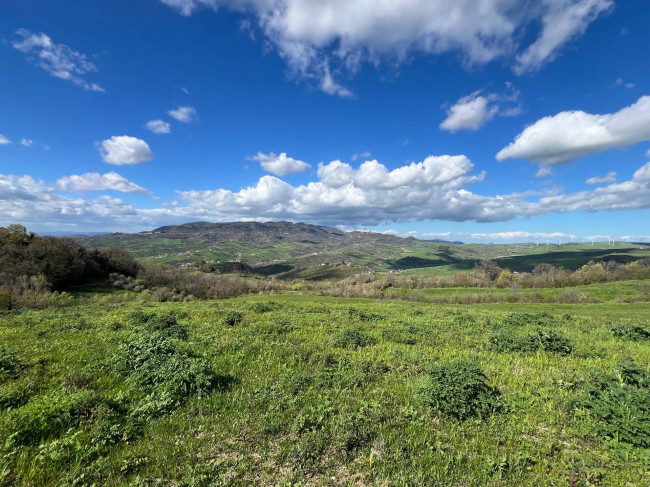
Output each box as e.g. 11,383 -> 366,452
222,310 -> 243,327
114,333 -> 217,418
422,360 -> 501,420
3,388 -> 97,446
0,346 -> 22,383
250,301 -> 281,313
488,329 -> 572,355
612,323 -> 650,341
333,327 -> 376,349
128,311 -> 187,339
347,307 -> 383,322
572,361 -> 650,447
502,312 -> 556,327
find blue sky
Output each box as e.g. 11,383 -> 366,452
1,0 -> 650,242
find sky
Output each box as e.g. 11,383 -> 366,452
1,0 -> 650,243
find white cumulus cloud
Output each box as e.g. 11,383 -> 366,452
440,92 -> 499,132
0,135 -> 10,145
497,96 -> 650,165
12,29 -> 105,92
98,136 -> 154,165
250,151 -> 310,176
585,172 -> 617,185
145,120 -> 172,134
158,0 -> 611,96
168,106 -> 197,123
440,85 -> 522,132
56,172 -> 150,193
4,156 -> 650,231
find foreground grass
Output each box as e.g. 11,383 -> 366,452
1,294 -> 649,486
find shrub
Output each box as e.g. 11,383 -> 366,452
488,330 -> 572,356
334,327 -> 376,349
423,360 -> 501,420
572,361 -> 650,447
222,311 -> 243,327
612,323 -> 650,341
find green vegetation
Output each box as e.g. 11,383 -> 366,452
1,295 -> 649,486
76,220 -> 650,275
612,322 -> 650,341
422,360 -> 501,420
2,224 -> 650,485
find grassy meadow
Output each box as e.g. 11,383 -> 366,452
1,287 -> 650,486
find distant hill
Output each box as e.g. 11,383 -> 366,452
76,221 -> 650,275
76,221 -> 468,273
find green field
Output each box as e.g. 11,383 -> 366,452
385,279 -> 650,303
2,290 -> 650,486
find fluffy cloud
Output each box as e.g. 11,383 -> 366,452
98,136 -> 154,165
585,172 -> 617,184
497,96 -> 650,165
159,0 -> 610,95
440,85 -> 522,132
250,151 -> 310,176
56,172 -> 150,193
168,106 -> 197,123
178,156 -> 506,225
169,158 -> 650,225
145,120 -> 171,134
0,135 -> 10,145
12,29 -> 105,92
440,92 -> 499,132
514,0 -> 613,74
4,156 -> 650,231
20,139 -> 34,147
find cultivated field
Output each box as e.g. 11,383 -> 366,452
1,289 -> 649,486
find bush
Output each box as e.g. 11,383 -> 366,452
333,327 -> 376,349
572,361 -> 650,447
222,311 -> 243,327
612,323 -> 650,341
423,360 -> 501,420
488,330 -> 572,356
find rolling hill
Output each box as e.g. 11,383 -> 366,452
76,221 -> 650,276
